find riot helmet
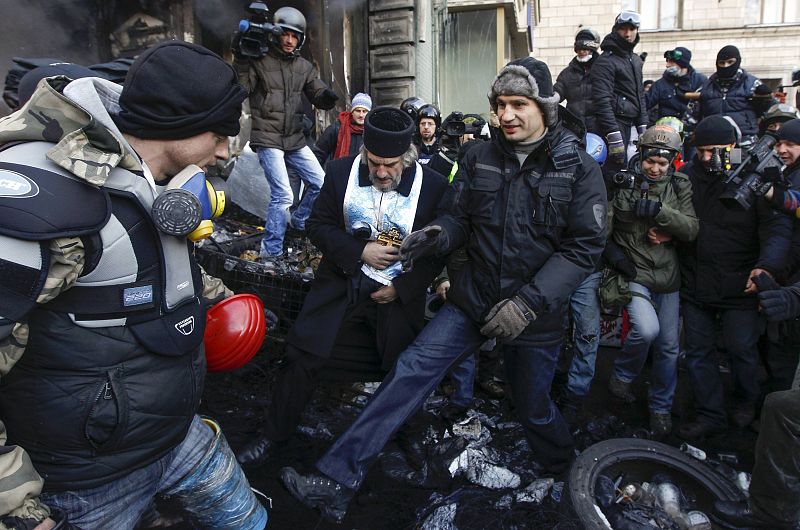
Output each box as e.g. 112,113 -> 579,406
417,104 -> 442,128
274,7 -> 307,50
761,103 -> 800,133
574,28 -> 600,53
655,116 -> 686,142
400,96 -> 425,121
638,125 -> 682,161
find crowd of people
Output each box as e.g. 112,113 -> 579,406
0,4 -> 798,530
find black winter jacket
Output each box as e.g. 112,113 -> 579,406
312,121 -> 364,167
287,157 -> 448,369
679,159 -> 792,309
589,32 -> 648,137
437,117 -> 608,345
554,57 -> 597,133
695,69 -> 762,137
646,68 -> 707,121
783,162 -> 800,279
236,47 -> 335,150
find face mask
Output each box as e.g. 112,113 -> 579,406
151,164 -> 226,241
576,54 -> 592,63
665,66 -> 681,77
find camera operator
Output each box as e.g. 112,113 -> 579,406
233,5 -> 339,262
676,116 -> 792,441
428,112 -> 486,179
759,103 -> 800,136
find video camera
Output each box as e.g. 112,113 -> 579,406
719,133 -> 784,210
235,2 -> 283,59
610,169 -> 637,190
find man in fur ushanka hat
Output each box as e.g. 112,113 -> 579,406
278,57 -> 608,522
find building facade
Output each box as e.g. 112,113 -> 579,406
532,0 -> 800,100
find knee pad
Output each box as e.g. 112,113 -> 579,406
163,418 -> 268,529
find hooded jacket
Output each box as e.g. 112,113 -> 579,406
437,112 -> 607,345
646,67 -> 707,121
554,57 -> 597,132
237,46 -> 335,150
589,31 -> 648,137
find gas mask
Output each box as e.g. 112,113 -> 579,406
151,164 -> 226,241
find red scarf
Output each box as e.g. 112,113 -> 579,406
334,111 -> 364,160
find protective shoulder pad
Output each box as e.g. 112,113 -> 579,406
0,160 -> 110,240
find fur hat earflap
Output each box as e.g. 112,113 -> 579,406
487,57 -> 560,127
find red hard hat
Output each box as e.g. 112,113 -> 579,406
204,294 -> 266,372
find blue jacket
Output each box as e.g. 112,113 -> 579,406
646,67 -> 707,121
696,69 -> 762,136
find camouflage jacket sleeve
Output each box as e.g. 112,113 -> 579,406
0,237 -> 84,526
200,266 -> 234,305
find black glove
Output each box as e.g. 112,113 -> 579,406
315,88 -> 339,110
603,241 -> 637,280
768,178 -> 789,210
633,199 -> 662,219
759,286 -> 800,322
399,225 -> 443,271
479,296 -> 536,341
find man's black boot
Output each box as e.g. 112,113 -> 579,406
236,437 -> 277,467
713,500 -> 798,529
280,467 -> 354,523
676,417 -> 726,441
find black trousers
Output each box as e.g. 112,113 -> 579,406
750,388 -> 800,523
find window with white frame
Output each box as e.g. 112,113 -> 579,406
745,0 -> 799,24
621,0 -> 680,30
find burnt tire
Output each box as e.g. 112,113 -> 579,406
566,438 -> 745,530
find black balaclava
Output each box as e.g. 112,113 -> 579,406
716,45 -> 741,79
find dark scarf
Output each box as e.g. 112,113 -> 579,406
334,111 -> 364,160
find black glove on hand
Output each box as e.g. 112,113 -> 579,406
399,225 -> 443,271
633,199 -> 662,219
759,286 -> 800,322
316,88 -> 339,110
768,178 -> 789,210
479,296 -> 536,341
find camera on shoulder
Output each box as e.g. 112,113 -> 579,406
234,2 -> 283,59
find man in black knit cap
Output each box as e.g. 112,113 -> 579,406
677,115 -> 791,440
0,41 -> 267,529
278,57 -> 607,523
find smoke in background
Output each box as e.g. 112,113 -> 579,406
195,0 -> 245,43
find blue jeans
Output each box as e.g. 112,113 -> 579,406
566,271 -> 602,397
316,303 -> 574,489
258,146 -> 324,257
449,352 -> 476,408
613,283 -> 680,414
683,301 -> 762,425
41,416 -> 267,530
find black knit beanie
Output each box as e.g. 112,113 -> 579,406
363,107 -> 415,158
694,115 -> 739,147
115,41 -> 247,139
778,119 -> 800,144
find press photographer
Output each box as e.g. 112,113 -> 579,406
232,3 -> 339,263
